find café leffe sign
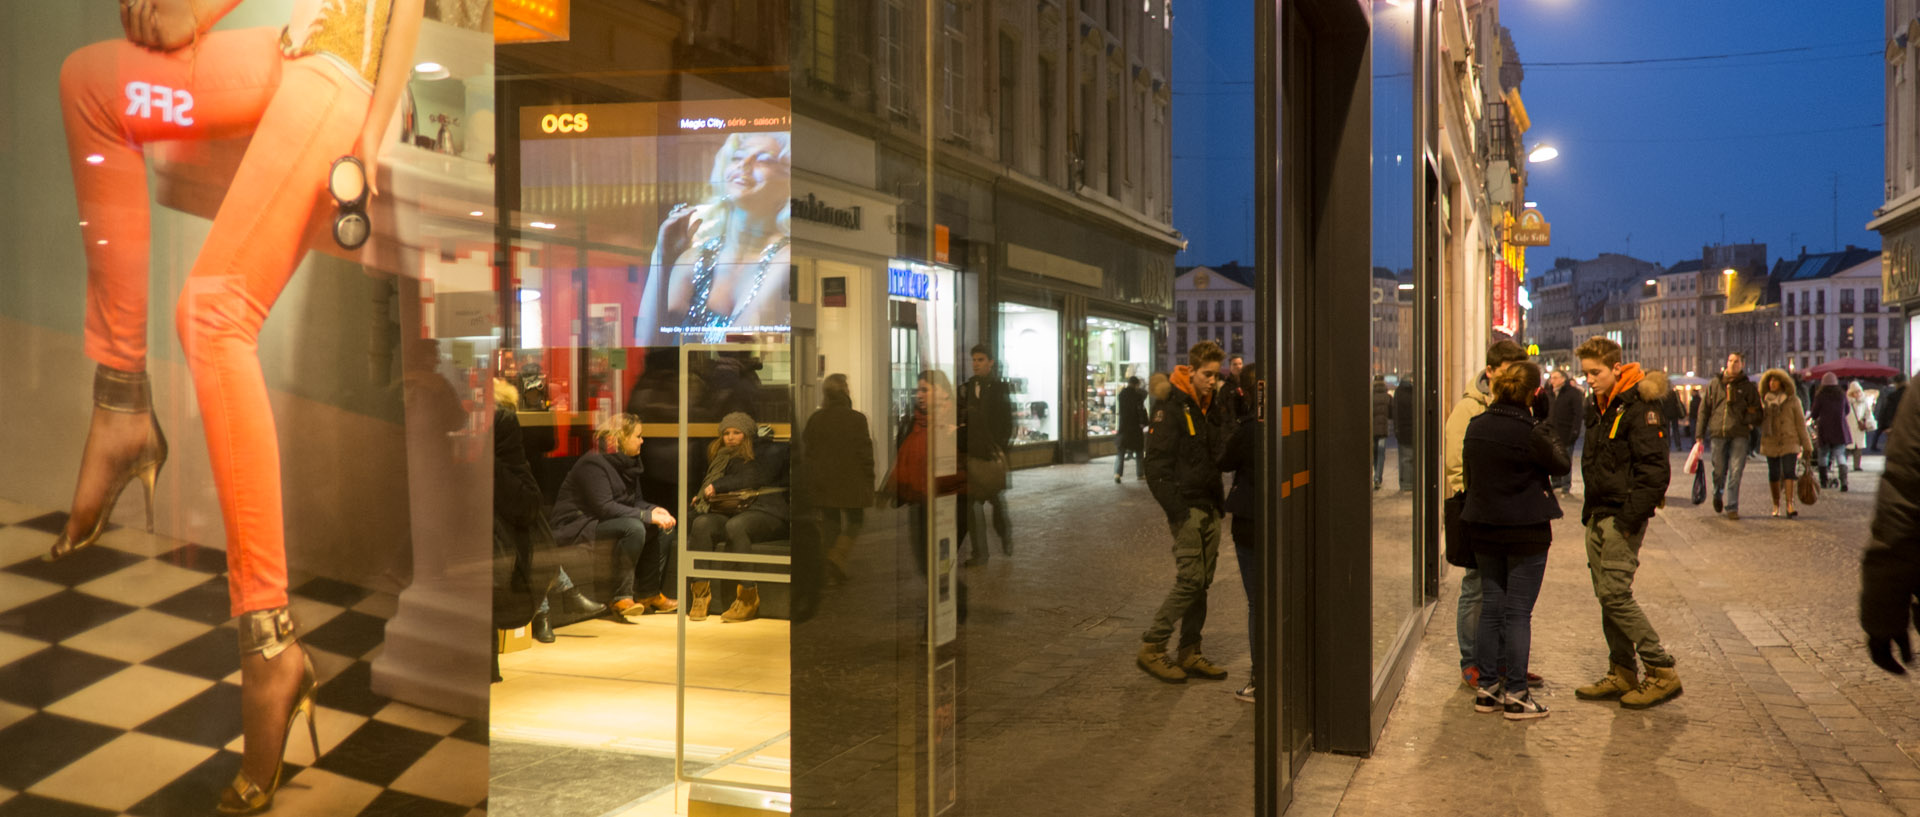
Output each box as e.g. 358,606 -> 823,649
1509,208 -> 1552,247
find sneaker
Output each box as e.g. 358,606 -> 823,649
1504,690 -> 1550,720
1234,683 -> 1256,703
1712,493 -> 1723,513
1474,682 -> 1506,713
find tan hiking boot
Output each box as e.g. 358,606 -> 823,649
1620,665 -> 1683,709
1176,644 -> 1229,681
1136,643 -> 1187,684
688,580 -> 713,621
1574,663 -> 1638,701
721,585 -> 760,623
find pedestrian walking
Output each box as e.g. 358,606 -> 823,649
1219,364 -> 1263,703
1443,339 -> 1532,687
1116,376 -> 1149,483
1811,373 -> 1852,491
1687,389 -> 1703,443
1393,376 -> 1418,491
1698,352 -> 1763,519
1874,374 -> 1906,452
1663,388 -> 1686,452
1862,369 -> 1920,675
1461,361 -> 1568,720
962,345 -> 1016,562
1570,336 -> 1683,709
1372,375 -> 1392,490
1546,369 -> 1584,496
1849,381 -> 1876,472
1756,368 -> 1814,519
802,374 -> 875,584
1136,340 -> 1233,684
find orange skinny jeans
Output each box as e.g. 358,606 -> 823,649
61,29 -> 370,617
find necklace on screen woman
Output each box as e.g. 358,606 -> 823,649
686,235 -> 791,330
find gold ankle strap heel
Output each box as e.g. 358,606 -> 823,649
218,608 -> 320,816
47,366 -> 169,561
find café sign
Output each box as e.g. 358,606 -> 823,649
1510,208 -> 1552,247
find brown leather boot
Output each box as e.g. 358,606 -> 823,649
1574,662 -> 1638,701
641,593 -> 678,614
688,580 -> 712,621
826,535 -> 854,583
1136,643 -> 1187,684
721,584 -> 760,623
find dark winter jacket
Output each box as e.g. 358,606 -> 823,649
1119,384 -> 1149,451
1146,367 -> 1230,523
1391,381 -> 1417,444
494,407 -> 558,630
1812,385 -> 1851,448
1865,378 -> 1920,639
1460,401 -> 1570,539
1580,366 -> 1673,533
704,438 -> 793,522
1699,370 -> 1763,440
551,450 -> 661,547
1662,391 -> 1685,423
1371,381 -> 1392,438
1219,417 -> 1260,519
1877,384 -> 1906,431
1548,382 -> 1585,448
962,374 -> 1015,455
1688,392 -> 1703,432
801,404 -> 875,509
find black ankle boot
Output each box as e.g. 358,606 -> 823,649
532,610 -> 555,643
558,589 -> 608,620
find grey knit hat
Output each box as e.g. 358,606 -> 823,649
719,411 -> 755,437
1821,373 -> 1839,387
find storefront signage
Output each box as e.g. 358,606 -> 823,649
538,112 -> 589,134
889,261 -> 936,300
1510,208 -> 1552,246
1887,235 -> 1920,304
1491,259 -> 1519,336
822,276 -> 847,307
792,193 -> 862,230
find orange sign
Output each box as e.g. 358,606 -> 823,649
934,225 -> 951,264
496,0 -> 569,43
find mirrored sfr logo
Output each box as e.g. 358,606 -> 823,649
125,81 -> 195,126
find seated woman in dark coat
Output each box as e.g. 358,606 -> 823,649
687,412 -> 791,623
550,415 -> 680,618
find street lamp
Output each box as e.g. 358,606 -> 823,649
1527,144 -> 1559,164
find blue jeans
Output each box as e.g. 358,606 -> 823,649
1473,549 -> 1549,694
1457,568 -> 1481,670
1397,441 -> 1415,490
1709,434 -> 1751,510
1115,447 -> 1144,478
1231,515 -> 1260,683
602,516 -> 672,603
1817,442 -> 1849,487
537,566 -> 577,616
1372,436 -> 1387,486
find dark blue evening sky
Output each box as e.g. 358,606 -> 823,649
1172,1 -> 1885,271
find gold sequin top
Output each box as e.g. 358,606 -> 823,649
280,0 -> 394,90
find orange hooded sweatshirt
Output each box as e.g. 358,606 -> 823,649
1170,365 -> 1213,414
1597,363 -> 1646,416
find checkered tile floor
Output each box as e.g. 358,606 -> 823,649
0,506 -> 488,816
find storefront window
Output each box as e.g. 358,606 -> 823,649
1000,302 -> 1062,443
1085,317 -> 1153,436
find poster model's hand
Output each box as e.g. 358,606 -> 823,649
658,204 -> 702,254
122,0 -> 200,51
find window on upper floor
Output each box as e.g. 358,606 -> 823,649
1867,317 -> 1881,349
880,0 -> 909,119
1817,290 -> 1827,314
1842,288 -> 1856,314
1868,287 -> 1882,313
940,0 -> 968,141
1215,300 -> 1225,322
1176,299 -> 1187,322
1786,292 -> 1796,316
1231,300 -> 1243,322
1817,320 -> 1826,349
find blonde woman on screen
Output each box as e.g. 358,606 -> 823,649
636,130 -> 793,342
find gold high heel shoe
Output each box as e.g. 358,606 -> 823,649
47,366 -> 168,561
218,607 -> 320,816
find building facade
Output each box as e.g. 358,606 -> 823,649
1639,261 -> 1704,376
1171,263 -> 1258,370
1777,250 -> 1898,372
1871,1 -> 1920,375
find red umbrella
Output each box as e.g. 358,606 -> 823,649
1797,357 -> 1899,381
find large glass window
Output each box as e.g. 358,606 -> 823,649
1000,302 -> 1062,443
1085,317 -> 1153,436
1371,0 -> 1421,674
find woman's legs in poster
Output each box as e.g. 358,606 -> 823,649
55,29 -> 283,553
177,56 -> 367,796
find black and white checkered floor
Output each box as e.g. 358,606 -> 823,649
0,502 -> 487,817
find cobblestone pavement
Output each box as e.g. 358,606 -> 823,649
1332,448 -> 1920,817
